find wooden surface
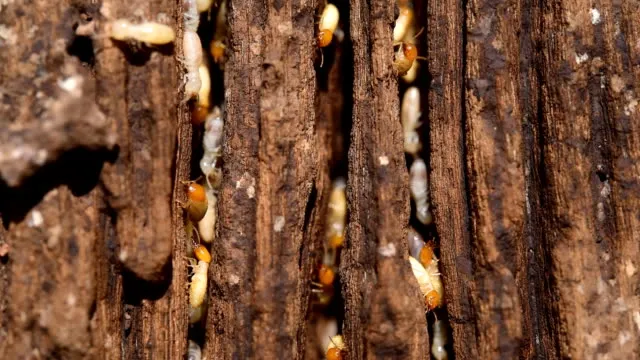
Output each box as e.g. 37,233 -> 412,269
0,0 -> 639,359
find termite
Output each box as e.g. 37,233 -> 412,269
210,0 -> 228,64
393,28 -> 425,76
407,228 -> 435,268
408,256 -> 443,311
188,258 -> 209,308
178,181 -> 209,222
192,64 -> 211,125
200,108 -> 224,189
393,7 -> 414,43
182,0 -> 202,102
107,20 -> 175,45
401,60 -> 419,83
318,264 -> 336,287
401,87 -> 422,156
326,335 -> 346,360
431,319 -> 449,360
189,304 -> 205,324
188,340 -> 202,360
326,178 -> 347,250
410,158 -> 433,225
317,3 -> 340,48
198,186 -> 218,243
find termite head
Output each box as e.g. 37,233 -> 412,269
419,242 -> 435,268
211,40 -> 226,63
328,232 -> 344,249
318,265 -> 336,286
194,244 -> 212,263
181,181 -> 209,222
403,43 -> 418,62
318,30 -> 333,48
426,289 -> 442,311
192,105 -> 209,125
326,335 -> 346,360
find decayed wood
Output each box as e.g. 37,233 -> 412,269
537,2 -> 640,358
342,0 -> 429,358
426,0 -> 480,358
205,0 -> 319,357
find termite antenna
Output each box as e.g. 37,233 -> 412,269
413,26 -> 424,39
320,48 -> 325,68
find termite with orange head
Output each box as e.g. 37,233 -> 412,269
410,158 -> 433,225
407,227 -> 436,268
326,335 -> 346,360
401,87 -> 422,156
178,180 -> 209,222
326,178 -> 347,250
317,3 -> 340,48
393,41 -> 423,76
107,20 -> 175,45
210,0 -> 228,64
409,255 -> 443,311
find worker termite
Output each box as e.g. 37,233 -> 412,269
200,107 -> 224,189
189,304 -> 205,324
210,0 -> 228,64
326,178 -> 347,250
181,0 -> 202,102
107,20 -> 176,45
318,264 -> 337,287
394,42 -> 422,76
393,7 -> 414,43
401,87 -> 422,156
178,181 -> 209,222
408,256 -> 443,311
431,319 -> 449,360
192,64 -> 211,125
188,257 -> 209,308
317,3 -> 340,47
410,158 -> 433,225
198,186 -> 218,243
188,340 -> 202,360
326,335 -> 346,360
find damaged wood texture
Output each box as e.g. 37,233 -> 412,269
0,0 -> 639,359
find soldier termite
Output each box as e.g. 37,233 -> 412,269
408,255 -> 443,311
431,319 -> 449,360
393,7 -> 414,43
178,181 -> 209,222
401,87 -> 422,156
317,3 -> 340,47
192,64 -> 211,125
326,335 -> 346,360
410,158 -> 433,225
198,186 -> 218,243
107,20 -> 175,45
326,178 -> 347,250
187,340 -> 202,360
200,108 -> 224,189
393,28 -> 425,76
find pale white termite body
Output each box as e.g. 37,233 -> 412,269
401,87 -> 422,156
431,319 -> 449,360
200,108 -> 224,189
316,316 -> 339,354
183,0 -> 202,102
407,227 -> 425,261
408,256 -> 443,311
393,7 -> 414,43
326,178 -> 347,253
402,60 -> 419,83
108,20 -> 175,45
410,158 -> 432,225
326,334 -> 346,353
188,259 -> 208,307
188,340 -> 202,360
189,304 -> 205,324
196,0 -> 214,13
317,4 -> 340,47
198,186 -> 218,243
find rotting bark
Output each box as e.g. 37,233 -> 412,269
204,0 -> 319,357
341,0 -> 429,358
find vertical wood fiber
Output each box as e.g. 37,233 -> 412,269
342,0 -> 429,358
